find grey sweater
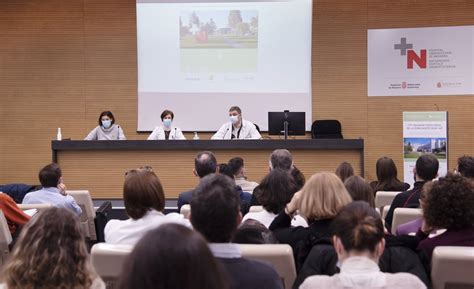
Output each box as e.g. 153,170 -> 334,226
84,124 -> 126,140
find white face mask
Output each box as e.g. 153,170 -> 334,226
163,119 -> 172,128
102,120 -> 112,129
229,115 -> 239,124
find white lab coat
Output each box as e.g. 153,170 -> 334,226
147,126 -> 186,140
211,119 -> 261,140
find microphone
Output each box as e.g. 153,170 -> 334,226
117,125 -> 121,140
173,127 -> 177,140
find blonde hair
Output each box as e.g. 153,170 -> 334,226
1,207 -> 100,289
299,172 -> 352,221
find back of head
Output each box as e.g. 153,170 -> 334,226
457,155 -> 474,179
291,165 -> 306,190
232,220 -> 279,244
375,156 -> 398,182
270,149 -> 293,171
191,174 -> 240,243
256,168 -> 298,214
299,172 -> 352,221
344,176 -> 375,208
3,207 -> 96,288
218,163 -> 234,180
335,162 -> 354,182
118,223 -> 227,289
423,173 -> 474,230
331,201 -> 384,253
228,157 -> 244,176
195,151 -> 218,178
124,169 -> 165,219
38,163 -> 62,188
415,154 -> 439,181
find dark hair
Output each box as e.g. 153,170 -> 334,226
228,157 -> 244,176
191,174 -> 240,243
232,220 -> 278,244
98,111 -> 115,126
415,154 -> 439,181
331,201 -> 384,252
344,176 -> 375,208
255,168 -> 298,214
335,162 -> 354,183
38,163 -> 62,188
457,155 -> 474,179
423,173 -> 474,230
228,106 -> 241,114
373,157 -> 406,192
270,149 -> 293,171
291,166 -> 306,191
160,109 -> 174,121
123,169 -> 165,219
218,163 -> 234,180
117,223 -> 228,289
194,151 -> 218,178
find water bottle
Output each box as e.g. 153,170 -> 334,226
193,132 -> 200,140
56,128 -> 62,141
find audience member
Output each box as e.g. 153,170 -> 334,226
22,163 -> 82,215
232,219 -> 279,244
0,207 -> 105,289
269,172 -> 352,269
269,149 -> 293,171
0,183 -> 40,203
117,223 -> 228,289
104,168 -> 190,245
456,155 -> 474,179
416,173 -> 474,263
344,176 -> 375,208
335,161 -> 354,183
228,157 -> 259,192
384,154 -> 438,231
177,151 -> 218,211
218,163 -> 252,212
291,165 -> 306,190
190,174 -> 283,289
370,156 -> 410,193
0,193 -> 30,236
299,201 -> 426,289
84,110 -> 126,140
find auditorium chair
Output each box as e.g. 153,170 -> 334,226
375,191 -> 402,215
391,208 -> 423,235
240,244 -> 296,289
431,246 -> 474,289
180,204 -> 191,219
248,205 -> 264,213
18,203 -> 52,212
0,210 -> 12,267
91,243 -> 132,289
381,205 -> 391,220
67,190 -> 97,241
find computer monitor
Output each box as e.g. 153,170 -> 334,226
268,111 -> 306,137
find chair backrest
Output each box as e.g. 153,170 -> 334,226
391,208 -> 423,235
0,210 -> 12,268
375,191 -> 401,213
180,204 -> 191,219
91,243 -> 133,289
431,246 -> 474,289
381,205 -> 391,220
67,190 -> 96,240
239,244 -> 296,289
248,205 -> 264,213
18,203 -> 52,212
311,120 -> 343,139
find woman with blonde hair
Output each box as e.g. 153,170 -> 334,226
269,172 -> 352,267
0,207 -> 104,289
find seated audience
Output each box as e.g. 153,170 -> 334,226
232,219 -> 279,244
416,173 -> 474,263
84,110 -> 126,140
243,168 -> 306,227
370,156 -> 410,193
291,165 -> 306,190
300,201 -> 426,289
218,163 -> 252,206
0,193 -> 30,236
104,168 -> 190,245
269,149 -> 293,171
0,183 -> 40,203
228,157 -> 259,192
335,161 -> 354,183
190,174 -> 283,289
385,154 -> 438,232
22,163 -> 82,215
344,176 -> 375,208
456,155 -> 474,179
269,172 -> 352,269
117,223 -> 227,289
0,207 -> 105,289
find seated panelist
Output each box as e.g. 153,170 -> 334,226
211,106 -> 261,140
147,110 -> 186,140
84,111 -> 126,140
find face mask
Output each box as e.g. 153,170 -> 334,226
229,115 -> 239,124
163,119 -> 172,128
102,120 -> 112,129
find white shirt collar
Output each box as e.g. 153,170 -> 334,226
339,256 -> 386,287
209,243 -> 242,258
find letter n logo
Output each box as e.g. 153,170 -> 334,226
407,49 -> 427,69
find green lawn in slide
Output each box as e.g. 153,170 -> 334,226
180,48 -> 257,73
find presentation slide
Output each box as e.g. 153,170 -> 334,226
137,0 -> 312,131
